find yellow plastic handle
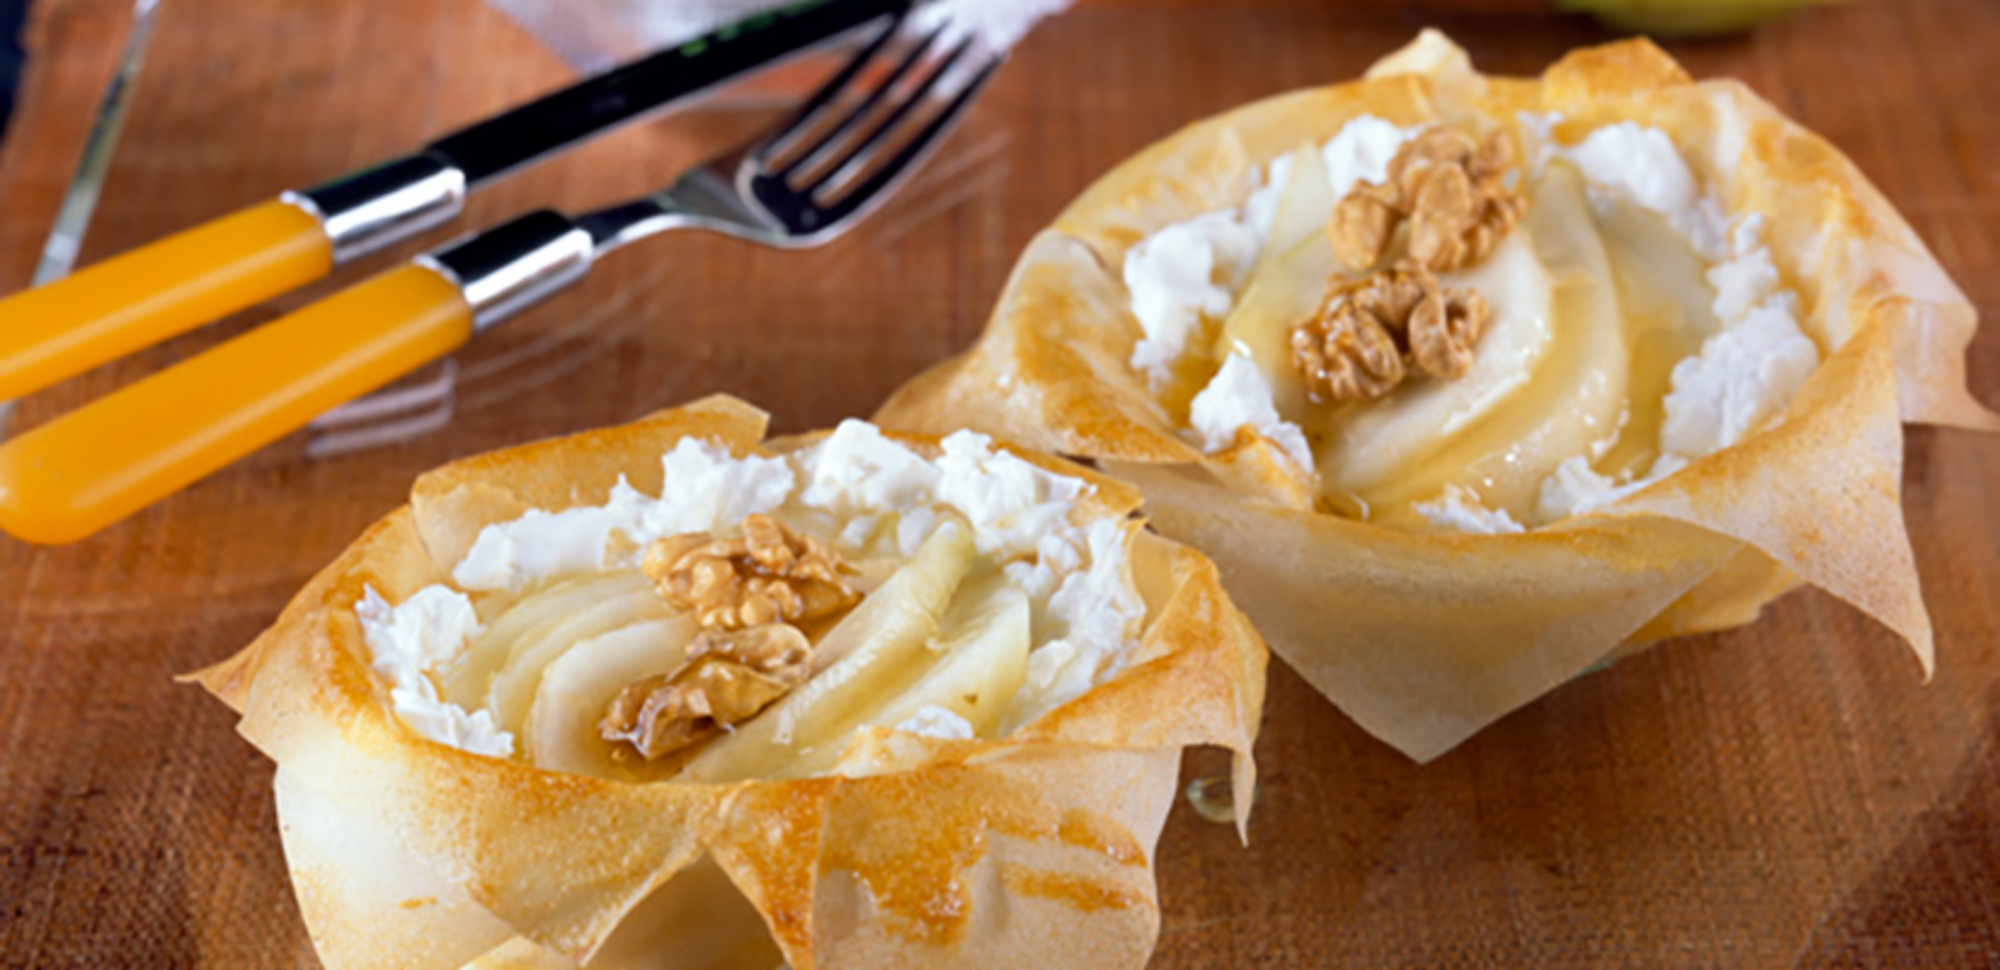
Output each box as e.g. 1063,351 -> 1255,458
0,198 -> 333,402
0,264 -> 472,544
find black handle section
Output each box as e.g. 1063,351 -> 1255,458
430,0 -> 913,185
430,209 -> 579,282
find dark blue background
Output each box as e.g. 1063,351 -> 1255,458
0,0 -> 25,143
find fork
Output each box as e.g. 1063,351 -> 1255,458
0,8 -> 1001,545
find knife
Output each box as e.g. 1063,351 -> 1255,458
0,0 -> 910,405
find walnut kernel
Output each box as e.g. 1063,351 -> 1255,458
600,623 -> 812,760
1290,298 -> 1405,403
1328,126 -> 1526,274
1329,182 -> 1401,272
1410,286 -> 1491,381
1291,261 -> 1492,403
644,514 -> 860,630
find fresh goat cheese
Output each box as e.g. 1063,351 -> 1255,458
355,585 -> 513,757
1188,352 -> 1315,472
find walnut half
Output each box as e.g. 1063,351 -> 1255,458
1329,126 -> 1526,274
644,514 -> 860,630
1290,261 -> 1492,404
608,516 -> 862,762
1409,282 -> 1491,381
600,623 -> 812,760
1289,274 -> 1409,404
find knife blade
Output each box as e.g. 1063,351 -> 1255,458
0,0 -> 910,406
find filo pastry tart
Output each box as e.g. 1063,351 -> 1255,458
877,32 -> 1997,762
193,395 -> 1264,970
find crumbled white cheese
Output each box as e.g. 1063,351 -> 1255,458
1534,453 -> 1689,521
895,705 -> 975,740
1659,297 -> 1819,458
1563,122 -> 1726,258
1320,114 -> 1419,198
368,420 -> 1145,759
454,439 -> 793,592
1536,456 -> 1620,520
932,430 -> 1089,560
1044,518 -> 1147,662
792,422 -> 1093,565
1004,518 -> 1146,730
799,420 -> 942,519
355,586 -> 513,757
1413,484 -> 1525,535
1124,211 -> 1260,386
643,437 -> 797,538
1188,352 -> 1314,472
356,584 -> 480,671
1536,214 -> 1816,521
1659,214 -> 1819,459
452,478 -> 650,592
1242,152 -> 1295,243
1706,215 -> 1783,324
453,419 -> 1099,581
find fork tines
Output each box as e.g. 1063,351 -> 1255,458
754,11 -> 1002,223
311,3 -> 1006,454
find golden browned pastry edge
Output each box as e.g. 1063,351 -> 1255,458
192,394 -> 1266,969
874,31 -> 1995,762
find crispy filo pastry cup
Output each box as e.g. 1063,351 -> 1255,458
193,395 -> 1265,970
876,32 -> 1997,762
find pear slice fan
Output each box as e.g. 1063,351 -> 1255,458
193,395 -> 1265,970
875,31 -> 1996,762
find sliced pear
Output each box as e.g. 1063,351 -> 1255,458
523,616 -> 698,780
1260,144 -> 1336,259
798,518 -> 974,675
682,521 -> 976,783
439,571 -> 652,710
755,576 -> 1029,781
1216,232 -> 1335,421
1316,229 -> 1556,498
1157,149 -> 1329,419
1217,146 -> 1339,419
860,577 -> 1030,739
485,579 -> 671,736
844,555 -> 904,595
1592,198 -> 1718,478
1329,164 -> 1630,523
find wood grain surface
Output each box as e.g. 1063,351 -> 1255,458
2,0 -> 1996,966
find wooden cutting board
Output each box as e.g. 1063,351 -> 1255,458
2,0 -> 1995,965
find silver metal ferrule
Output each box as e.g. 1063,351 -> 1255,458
290,153 -> 468,263
425,210 -> 595,332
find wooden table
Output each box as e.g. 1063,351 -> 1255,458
2,1 -> 1996,965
